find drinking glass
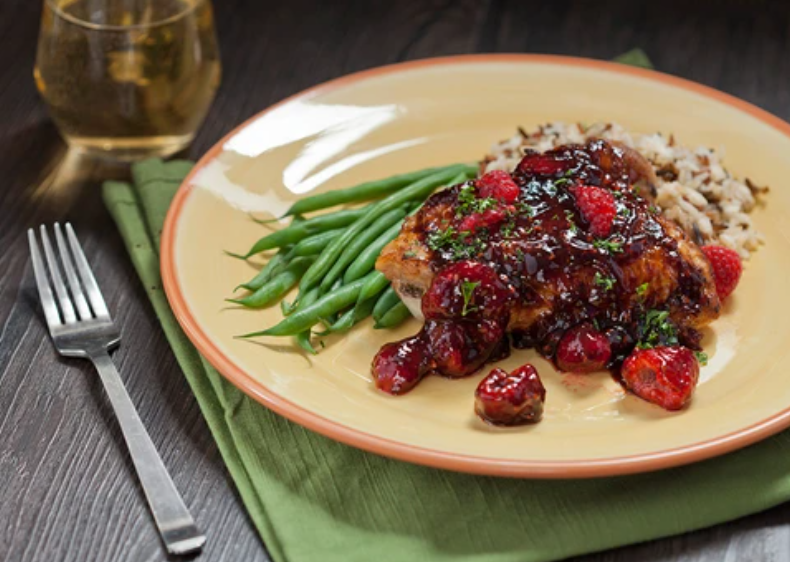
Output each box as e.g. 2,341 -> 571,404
34,0 -> 221,161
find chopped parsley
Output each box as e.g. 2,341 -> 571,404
460,280 -> 480,317
593,237 -> 624,254
593,272 -> 616,291
564,209 -> 579,233
456,184 -> 497,217
636,282 -> 649,297
517,202 -> 535,217
695,351 -> 709,366
618,205 -> 632,218
500,220 -> 516,239
636,309 -> 679,349
554,177 -> 570,187
649,204 -> 660,214
426,226 -> 486,260
403,250 -> 417,258
426,226 -> 458,250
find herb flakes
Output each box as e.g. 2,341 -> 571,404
460,280 -> 480,317
593,272 -> 616,291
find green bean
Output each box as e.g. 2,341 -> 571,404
372,286 -> 401,322
281,273 -> 336,317
250,213 -> 306,225
227,257 -> 314,308
326,295 -> 380,333
282,164 -> 473,217
292,288 -> 320,354
319,277 -> 388,334
357,271 -> 390,304
343,169 -> 473,283
235,247 -> 292,292
292,229 -> 343,257
343,221 -> 403,283
374,301 -> 412,329
319,205 -> 408,291
316,278 -> 344,328
240,272 -> 377,337
280,297 -> 296,316
323,308 -> 355,334
299,166 -> 469,293
239,207 -> 369,258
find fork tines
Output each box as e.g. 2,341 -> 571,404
28,223 -> 111,328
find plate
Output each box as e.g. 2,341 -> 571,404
161,55 -> 790,478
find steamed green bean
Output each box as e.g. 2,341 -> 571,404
319,205 -> 407,291
240,272 -> 377,338
281,165 -> 463,217
374,301 -> 412,329
227,257 -> 313,308
240,207 -> 369,258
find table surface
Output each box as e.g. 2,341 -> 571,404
3,0 -> 790,560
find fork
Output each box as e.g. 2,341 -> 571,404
27,223 -> 205,556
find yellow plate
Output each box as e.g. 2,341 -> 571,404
162,55 -> 790,478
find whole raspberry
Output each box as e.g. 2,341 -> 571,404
701,245 -> 742,299
422,261 -> 513,321
477,170 -> 520,203
621,346 -> 700,410
556,323 -> 612,373
474,364 -> 546,425
458,207 -> 507,233
570,184 -> 616,237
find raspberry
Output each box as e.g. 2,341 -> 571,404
458,207 -> 507,233
701,245 -> 742,299
477,170 -> 520,203
620,346 -> 700,410
518,153 -> 568,177
570,184 -> 616,237
474,364 -> 546,425
422,261 -> 513,321
556,323 -> 612,373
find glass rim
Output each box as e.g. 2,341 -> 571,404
45,0 -> 206,31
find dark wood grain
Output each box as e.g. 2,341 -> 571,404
1,1 -> 790,561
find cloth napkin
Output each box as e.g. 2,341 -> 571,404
102,51 -> 790,562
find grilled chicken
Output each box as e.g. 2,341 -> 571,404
377,140 -> 720,353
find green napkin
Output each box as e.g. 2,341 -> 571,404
613,48 -> 653,69
102,52 -> 790,562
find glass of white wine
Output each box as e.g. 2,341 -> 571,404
35,0 -> 221,161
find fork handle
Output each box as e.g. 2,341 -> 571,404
89,350 -> 206,555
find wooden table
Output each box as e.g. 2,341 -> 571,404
2,0 -> 789,560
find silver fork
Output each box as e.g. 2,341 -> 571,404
27,223 -> 205,556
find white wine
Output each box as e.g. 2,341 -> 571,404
35,0 -> 221,160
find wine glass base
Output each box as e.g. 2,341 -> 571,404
66,134 -> 195,162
